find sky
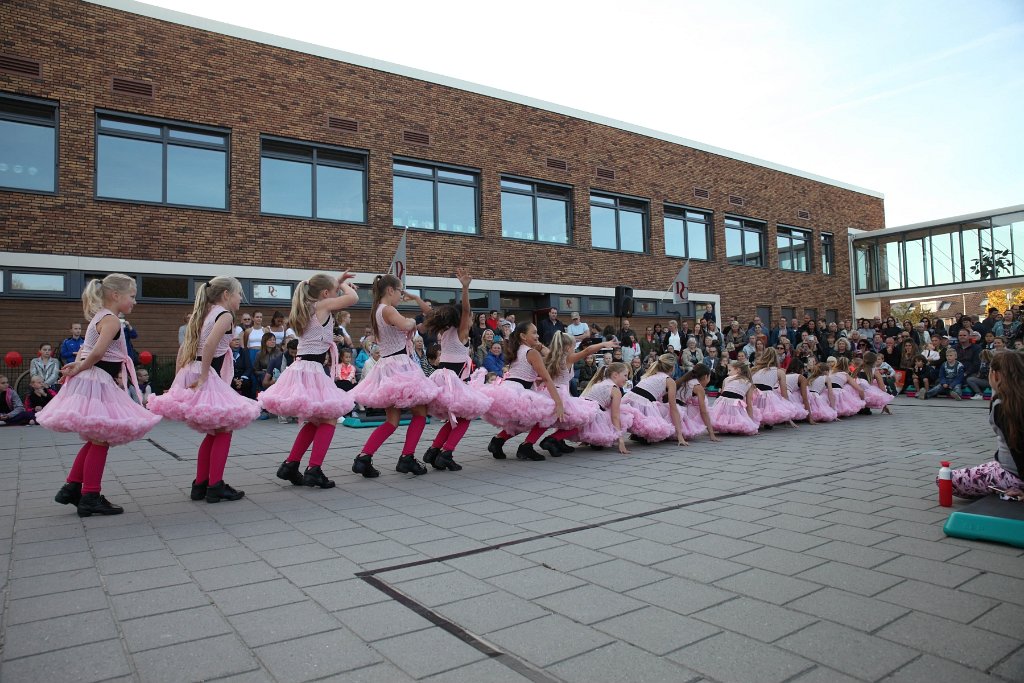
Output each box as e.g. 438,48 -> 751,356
142,0 -> 1024,228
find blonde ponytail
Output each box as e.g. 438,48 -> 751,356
543,332 -> 572,379
82,273 -> 135,319
584,361 -> 628,395
289,273 -> 336,336
177,276 -> 241,370
643,353 -> 677,378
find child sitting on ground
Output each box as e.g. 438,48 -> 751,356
24,375 -> 57,424
0,376 -> 31,425
926,348 -> 964,400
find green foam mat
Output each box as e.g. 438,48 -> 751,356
944,495 -> 1024,548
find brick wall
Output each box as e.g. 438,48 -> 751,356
0,0 -> 885,361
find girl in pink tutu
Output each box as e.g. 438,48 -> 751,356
826,357 -> 866,417
852,354 -> 894,415
261,272 -> 359,488
149,277 -> 260,503
483,322 -> 565,461
578,362 -> 634,454
621,353 -> 690,445
349,275 -> 441,477
43,274 -> 161,517
668,365 -> 719,442
751,348 -> 800,429
783,357 -> 813,423
806,358 -> 839,423
533,332 -> 618,458
708,361 -> 761,436
420,268 -> 492,471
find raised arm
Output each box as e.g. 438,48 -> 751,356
316,271 -> 359,315
382,291 -> 430,332
567,339 -> 618,365
456,268 -> 473,343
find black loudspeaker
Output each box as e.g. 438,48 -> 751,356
614,285 -> 634,317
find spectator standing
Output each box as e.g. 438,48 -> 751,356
977,307 -> 1000,335
178,313 -> 192,346
118,313 -> 139,363
702,303 -> 715,322
617,318 -> 634,343
566,312 -> 589,349
266,311 -> 295,345
31,343 -> 61,390
621,334 -> 641,364
59,323 -> 84,365
665,320 -> 683,355
538,308 -> 566,346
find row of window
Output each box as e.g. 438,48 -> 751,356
1,93 -> 834,273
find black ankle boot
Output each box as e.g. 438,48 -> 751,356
629,434 -> 649,445
77,492 -> 123,517
422,446 -> 441,464
352,454 -> 380,478
538,437 -> 563,458
396,454 -> 428,475
487,436 -> 508,459
303,465 -> 336,488
433,449 -> 462,471
206,480 -> 245,503
55,482 -> 82,506
516,442 -> 546,461
557,439 -> 576,453
190,479 -> 208,501
276,460 -> 304,486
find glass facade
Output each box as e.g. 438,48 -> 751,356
261,138 -> 366,222
853,210 -> 1024,293
590,192 -> 647,252
725,217 -> 765,267
777,226 -> 811,272
500,177 -> 571,244
821,233 -> 835,275
393,160 -> 479,234
0,95 -> 57,193
664,206 -> 711,260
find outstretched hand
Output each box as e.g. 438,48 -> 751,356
455,267 -> 472,288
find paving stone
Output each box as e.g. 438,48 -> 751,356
190,560 -> 280,591
652,552 -> 749,582
668,631 -> 814,683
784,665 -> 865,683
537,584 -> 645,624
949,547 -> 1024,579
690,518 -> 769,538
803,539 -> 900,568
389,570 -> 496,607
103,565 -> 192,595
6,587 -> 109,625
329,662 -> 419,683
487,565 -> 587,599
3,609 -> 120,659
874,554 -> 981,588
487,614 -> 614,667
877,611 -> 1020,670
134,633 -> 259,682
122,605 -> 232,652
776,621 -> 918,680
95,549 -> 179,575
12,550 -> 96,578
744,528 -> 831,552
339,599 -> 437,641
594,605 -> 720,656
675,534 -> 763,558
627,577 -> 734,615
304,577 -> 391,612
229,601 -> 342,647
624,521 -> 705,544
713,568 -> 821,605
0,639 -> 131,683
991,646 -> 1024,682
524,544 -> 613,572
276,557 -> 361,587
875,579 -> 999,624
880,654 -> 1009,683
970,602 -> 1024,639
371,627 -> 485,678
602,538 -> 689,565
693,597 -> 818,642
795,561 -> 906,596
9,567 -> 102,599
960,572 -> 1024,607
549,641 -> 702,683
809,523 -> 895,547
730,546 -> 829,575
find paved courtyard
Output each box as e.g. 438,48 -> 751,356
0,397 -> 1021,683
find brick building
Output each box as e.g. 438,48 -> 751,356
1,0 -> 885,362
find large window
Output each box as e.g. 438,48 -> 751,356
664,205 -> 711,260
96,112 -> 228,209
777,226 -> 811,272
500,177 -> 571,244
725,216 -> 765,267
590,192 -> 647,253
0,94 -> 57,193
261,138 -> 366,222
393,160 -> 479,234
821,232 -> 835,275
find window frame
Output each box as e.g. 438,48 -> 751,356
589,190 -> 649,253
5,268 -> 70,298
136,274 -> 193,303
0,91 -> 59,196
249,280 -> 295,304
777,224 -> 813,273
663,203 -> 713,261
392,156 -> 481,235
259,135 -> 368,224
94,108 -> 230,211
724,215 -> 767,267
821,232 -> 835,276
499,174 -> 574,245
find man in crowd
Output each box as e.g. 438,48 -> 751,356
60,322 -> 84,365
539,307 -> 566,345
486,310 -> 500,332
956,329 -> 980,378
567,312 -> 589,350
618,318 -> 633,343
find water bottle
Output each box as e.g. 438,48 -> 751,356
938,461 -> 953,507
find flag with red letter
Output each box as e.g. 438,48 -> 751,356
673,260 -> 690,304
388,229 -> 408,288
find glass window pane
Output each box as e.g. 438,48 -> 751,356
685,211 -> 707,221
501,191 -> 534,240
904,236 -> 927,287
0,120 -> 55,192
962,229 -> 981,280
261,156 -> 312,217
747,230 -> 763,266
536,196 -> 569,244
726,227 -> 743,264
686,220 -> 708,259
263,140 -> 313,159
11,272 -> 64,292
393,162 -> 432,176
437,169 -> 475,183
317,148 -> 363,167
252,283 -> 292,300
778,234 -> 792,270
167,145 -> 226,208
930,231 -> 956,285
878,237 -> 904,290
589,298 -> 612,314
591,205 -> 617,249
168,129 -> 225,146
501,179 -> 532,192
317,165 -> 365,222
99,118 -> 161,136
619,211 -> 644,252
422,289 -> 457,305
97,135 -> 162,202
468,290 -> 490,309
437,182 -> 477,233
665,215 -> 685,257
590,194 -> 615,206
393,175 -> 434,229
992,223 -> 1012,277
140,276 -> 188,298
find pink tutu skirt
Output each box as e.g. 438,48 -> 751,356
258,360 -> 354,421
149,361 -> 260,433
707,396 -> 760,435
578,402 -> 637,447
785,390 -> 810,421
807,391 -> 838,422
37,367 -> 161,446
538,385 -> 602,431
621,393 -> 676,442
835,384 -> 867,417
427,368 -> 493,421
349,353 -> 440,409
655,401 -> 707,439
479,379 -> 556,433
753,390 -> 799,426
860,380 -> 893,410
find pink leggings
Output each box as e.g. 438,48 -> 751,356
944,460 -> 1024,499
67,442 -> 109,494
431,418 -> 472,451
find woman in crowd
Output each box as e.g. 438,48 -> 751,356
149,277 -> 259,503
469,312 -> 490,350
30,343 -> 60,391
261,273 -> 359,489
622,353 -> 690,445
578,354 -> 599,391
751,348 -> 800,429
42,274 -> 161,516
680,337 -> 703,372
622,334 -> 641,364
349,275 -> 440,477
253,332 -> 279,390
266,310 -> 294,345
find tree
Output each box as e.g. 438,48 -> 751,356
970,247 -> 1013,280
985,289 -> 1024,313
889,302 -> 929,323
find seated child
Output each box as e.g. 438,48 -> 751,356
24,375 -> 57,424
0,375 -> 31,425
925,349 -> 964,400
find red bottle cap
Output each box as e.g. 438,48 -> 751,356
941,461 -> 950,467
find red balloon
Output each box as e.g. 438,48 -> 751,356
139,350 -> 153,365
5,351 -> 23,368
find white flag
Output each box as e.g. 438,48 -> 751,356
673,260 -> 690,304
388,229 -> 408,288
